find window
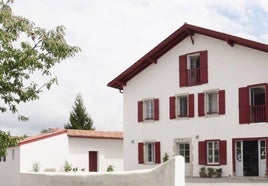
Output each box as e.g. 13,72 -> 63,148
198,90 -> 225,116
169,94 -> 194,119
178,143 -> 190,163
236,141 -> 242,162
144,100 -> 154,120
260,140 -> 266,160
138,99 -> 159,122
177,96 -> 188,117
138,141 -> 161,164
207,141 -> 219,164
198,140 -> 226,165
145,142 -> 155,163
206,91 -> 218,115
179,50 -> 208,87
239,84 -> 268,124
187,54 -> 200,85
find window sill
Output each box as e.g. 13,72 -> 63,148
205,113 -> 219,118
144,162 -> 156,165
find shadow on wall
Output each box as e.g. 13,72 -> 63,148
19,155 -> 185,186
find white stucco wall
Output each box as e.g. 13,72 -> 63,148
0,147 -> 20,186
20,133 -> 69,172
68,137 -> 123,172
19,155 -> 185,186
123,33 -> 268,176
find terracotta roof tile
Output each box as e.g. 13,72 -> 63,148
67,129 -> 123,139
19,128 -> 67,145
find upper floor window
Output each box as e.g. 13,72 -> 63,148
179,50 -> 208,87
169,94 -> 194,119
138,141 -> 161,164
144,100 -> 154,120
239,84 -> 268,124
198,90 -> 225,116
206,91 -> 218,115
138,98 -> 159,122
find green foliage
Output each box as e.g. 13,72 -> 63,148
0,1 -> 80,157
32,162 -> 41,172
64,161 -> 72,172
0,1 -> 80,120
64,93 -> 95,130
163,152 -> 169,162
106,165 -> 114,172
0,130 -> 20,156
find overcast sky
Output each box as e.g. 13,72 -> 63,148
1,0 -> 268,136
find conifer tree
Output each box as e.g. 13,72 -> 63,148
64,94 -> 95,130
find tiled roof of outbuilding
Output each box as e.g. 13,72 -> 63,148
67,129 -> 123,139
19,128 -> 123,145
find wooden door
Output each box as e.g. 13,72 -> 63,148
89,151 -> 98,172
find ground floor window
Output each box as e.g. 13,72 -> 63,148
138,141 -> 161,164
178,143 -> 190,163
198,140 -> 226,165
207,141 -> 219,164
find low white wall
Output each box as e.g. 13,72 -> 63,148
20,156 -> 185,186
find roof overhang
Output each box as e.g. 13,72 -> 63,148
107,23 -> 268,90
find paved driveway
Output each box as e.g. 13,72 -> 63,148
186,177 -> 268,186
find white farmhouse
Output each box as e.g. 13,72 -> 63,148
108,23 -> 268,177
0,128 -> 123,186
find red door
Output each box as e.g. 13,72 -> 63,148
89,151 -> 98,172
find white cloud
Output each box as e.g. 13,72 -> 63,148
1,0 -> 268,136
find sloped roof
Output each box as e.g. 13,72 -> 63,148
19,129 -> 123,145
67,129 -> 123,140
107,23 -> 268,90
19,128 -> 67,145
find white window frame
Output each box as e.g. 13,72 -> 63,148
207,141 -> 220,165
177,143 -> 190,163
176,94 -> 188,118
260,140 -> 266,160
205,90 -> 219,115
187,53 -> 200,70
143,99 -> 154,121
144,142 -> 155,164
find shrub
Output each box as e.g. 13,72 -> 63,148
64,161 -> 72,172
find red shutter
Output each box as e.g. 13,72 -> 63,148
239,87 -> 249,124
220,140 -> 227,165
155,142 -> 161,164
154,99 -> 159,121
138,143 -> 144,164
179,55 -> 187,87
169,96 -> 176,119
219,90 -> 225,115
138,101 -> 143,122
266,138 -> 268,170
198,93 -> 205,116
188,94 -> 194,117
265,84 -> 268,122
200,50 -> 208,84
198,141 -> 206,165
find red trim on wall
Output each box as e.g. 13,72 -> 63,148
198,93 -> 205,116
232,137 -> 268,174
169,96 -> 176,119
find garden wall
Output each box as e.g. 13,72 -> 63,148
19,155 -> 185,186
